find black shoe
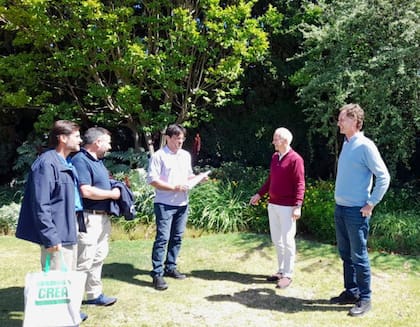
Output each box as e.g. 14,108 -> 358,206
349,300 -> 371,317
330,291 -> 359,305
164,269 -> 186,279
153,276 -> 168,290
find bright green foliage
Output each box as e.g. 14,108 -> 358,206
189,162 -> 269,233
0,0 -> 270,148
300,179 -> 336,243
189,179 -> 250,232
291,0 -> 420,177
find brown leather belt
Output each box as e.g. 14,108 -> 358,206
84,209 -> 108,215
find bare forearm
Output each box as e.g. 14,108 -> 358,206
80,185 -> 120,200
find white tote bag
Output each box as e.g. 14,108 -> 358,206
23,253 -> 86,327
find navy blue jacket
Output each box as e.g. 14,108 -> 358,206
109,179 -> 136,220
16,150 -> 79,247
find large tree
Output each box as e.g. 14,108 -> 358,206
0,0 -> 270,151
291,0 -> 419,178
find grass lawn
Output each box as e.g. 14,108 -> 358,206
0,233 -> 419,327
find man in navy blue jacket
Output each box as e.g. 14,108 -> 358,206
16,120 -> 83,271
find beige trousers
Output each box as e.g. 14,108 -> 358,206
40,244 -> 78,271
77,212 -> 111,300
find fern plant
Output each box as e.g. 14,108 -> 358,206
13,138 -> 46,177
104,148 -> 149,174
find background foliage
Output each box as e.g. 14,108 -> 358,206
0,1 -> 419,256
2,163 -> 419,255
291,0 -> 420,179
0,0 -> 270,151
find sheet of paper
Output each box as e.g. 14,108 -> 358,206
187,170 -> 211,189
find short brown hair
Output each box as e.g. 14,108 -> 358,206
165,124 -> 186,138
48,120 -> 80,147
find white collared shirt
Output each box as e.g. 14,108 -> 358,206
147,146 -> 193,206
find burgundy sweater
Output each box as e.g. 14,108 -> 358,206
258,149 -> 305,206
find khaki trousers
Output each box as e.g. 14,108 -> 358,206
77,212 -> 111,300
40,244 -> 78,271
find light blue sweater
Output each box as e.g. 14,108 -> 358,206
335,132 -> 390,207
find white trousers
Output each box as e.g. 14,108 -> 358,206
77,212 -> 111,300
267,203 -> 296,278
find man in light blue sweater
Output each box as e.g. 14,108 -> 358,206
330,104 -> 390,317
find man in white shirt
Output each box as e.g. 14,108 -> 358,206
147,124 -> 198,290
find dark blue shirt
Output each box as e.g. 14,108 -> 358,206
72,148 -> 111,212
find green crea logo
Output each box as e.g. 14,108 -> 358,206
35,279 -> 71,305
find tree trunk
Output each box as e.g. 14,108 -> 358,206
126,121 -> 141,151
145,132 -> 155,154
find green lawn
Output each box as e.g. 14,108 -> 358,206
1,233 -> 418,327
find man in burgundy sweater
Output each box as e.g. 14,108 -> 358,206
250,127 -> 305,289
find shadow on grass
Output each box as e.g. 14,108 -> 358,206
206,287 -> 349,313
190,269 -> 269,285
103,263 -> 152,287
0,286 -> 24,327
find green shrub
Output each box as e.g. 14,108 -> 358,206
0,202 -> 21,235
210,162 -> 268,191
243,194 -> 270,234
189,179 -> 250,233
370,211 -> 420,255
301,179 -> 336,243
0,184 -> 23,235
375,183 -> 420,213
122,168 -> 155,225
189,162 -> 270,233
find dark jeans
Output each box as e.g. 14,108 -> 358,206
334,205 -> 371,301
151,203 -> 188,277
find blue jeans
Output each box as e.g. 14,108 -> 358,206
334,205 -> 371,301
151,203 -> 188,277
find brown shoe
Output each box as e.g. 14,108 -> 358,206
266,273 -> 283,282
276,277 -> 292,289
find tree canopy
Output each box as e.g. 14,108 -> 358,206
0,0 -> 270,150
291,0 -> 419,177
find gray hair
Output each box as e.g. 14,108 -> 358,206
274,127 -> 293,145
83,127 -> 111,145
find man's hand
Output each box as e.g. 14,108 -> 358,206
110,187 -> 121,200
360,203 -> 374,217
249,194 -> 261,205
292,206 -> 302,221
174,185 -> 188,192
46,243 -> 62,253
